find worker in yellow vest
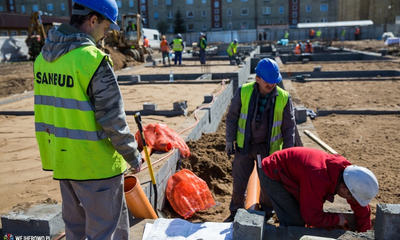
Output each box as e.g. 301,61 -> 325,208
224,58 -> 296,222
33,0 -> 142,238
316,29 -> 322,40
227,39 -> 238,64
169,33 -> 184,65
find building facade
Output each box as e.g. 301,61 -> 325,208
0,0 -> 398,34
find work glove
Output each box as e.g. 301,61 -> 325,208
124,151 -> 143,174
225,142 -> 234,155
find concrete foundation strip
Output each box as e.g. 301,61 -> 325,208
317,109 -> 400,116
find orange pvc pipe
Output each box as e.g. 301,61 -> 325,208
155,142 -> 172,152
245,163 -> 261,210
124,175 -> 158,219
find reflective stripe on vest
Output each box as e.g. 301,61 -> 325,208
237,82 -> 289,155
173,39 -> 183,51
34,45 -> 126,180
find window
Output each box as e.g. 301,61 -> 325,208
0,6 -> 3,12
227,8 -> 232,16
214,9 -> 219,14
214,15 -> 219,21
187,0 -> 194,4
166,0 -> 171,5
61,3 -> 65,11
168,24 -> 173,32
292,11 -> 297,18
292,5 -> 297,11
292,0 -> 298,3
116,1 -> 122,8
141,0 -> 146,3
154,12 -> 159,19
166,11 -> 173,19
305,18 -> 311,23
227,22 -> 232,29
320,18 -> 328,22
153,0 -> 158,6
262,6 -> 271,15
10,6 -> 14,10
188,23 -> 194,31
129,0 -> 134,7
202,23 -> 207,30
47,4 -> 54,11
141,11 -> 146,17
214,22 -> 220,28
21,5 -> 25,13
20,30 -> 28,35
202,0 -> 206,3
227,0 -> 232,2
241,21 -> 248,29
214,1 -> 219,8
241,8 -> 248,15
306,5 -> 311,13
10,30 -> 17,36
187,10 -> 194,18
32,5 -> 38,11
292,19 -> 297,24
141,5 -> 146,11
320,4 -> 328,12
279,6 -> 284,14
1,31 -> 8,36
264,20 -> 271,24
202,10 -> 207,17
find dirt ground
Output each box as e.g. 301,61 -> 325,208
0,40 -> 399,233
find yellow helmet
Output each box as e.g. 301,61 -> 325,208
162,35 -> 166,40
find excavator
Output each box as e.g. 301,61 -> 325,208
104,13 -> 153,62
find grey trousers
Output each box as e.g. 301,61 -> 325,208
259,173 -> 305,227
59,174 -> 129,240
229,143 -> 273,216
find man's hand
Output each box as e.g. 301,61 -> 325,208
225,142 -> 234,155
127,152 -> 143,174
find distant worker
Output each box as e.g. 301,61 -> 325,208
199,32 -> 208,65
170,33 -> 184,65
341,27 -> 346,41
263,31 -> 267,41
316,29 -> 322,40
227,39 -> 238,64
309,29 -> 315,39
224,58 -> 296,222
283,30 -> 289,39
143,35 -> 150,48
160,35 -> 171,66
126,20 -> 136,31
355,27 -> 361,41
294,42 -> 302,55
305,40 -> 313,53
258,32 -> 262,41
33,0 -> 143,239
260,147 -> 379,232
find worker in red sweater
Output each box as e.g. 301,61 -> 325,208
260,147 -> 378,232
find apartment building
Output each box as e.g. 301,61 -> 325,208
0,0 -> 398,34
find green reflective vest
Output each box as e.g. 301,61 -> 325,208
227,42 -> 237,56
34,45 -> 126,180
173,38 -> 183,51
237,82 -> 289,155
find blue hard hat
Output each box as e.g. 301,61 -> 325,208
73,0 -> 120,30
144,36 -> 147,38
255,58 -> 282,84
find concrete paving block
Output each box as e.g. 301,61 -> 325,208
1,204 -> 64,237
233,208 -> 265,240
173,101 -> 187,110
375,203 -> 400,240
143,102 -> 157,111
295,106 -> 307,124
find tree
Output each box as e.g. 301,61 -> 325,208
156,21 -> 169,36
173,10 -> 186,34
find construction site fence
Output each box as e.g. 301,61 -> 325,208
165,23 -> 400,46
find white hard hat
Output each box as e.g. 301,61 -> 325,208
343,165 -> 379,207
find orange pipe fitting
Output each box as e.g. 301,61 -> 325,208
245,163 -> 261,210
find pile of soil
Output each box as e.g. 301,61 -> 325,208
103,46 -> 141,71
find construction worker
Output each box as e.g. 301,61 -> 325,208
227,39 -> 238,64
160,35 -> 171,66
309,28 -> 315,39
294,42 -> 302,55
224,58 -> 296,222
260,147 -> 379,232
305,40 -> 313,53
33,0 -> 142,239
143,35 -> 150,48
170,33 -> 184,65
199,32 -> 207,65
316,29 -> 322,40
283,30 -> 289,39
355,27 -> 361,41
126,20 -> 136,31
341,27 -> 346,41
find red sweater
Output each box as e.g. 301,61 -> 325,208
261,147 -> 371,232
